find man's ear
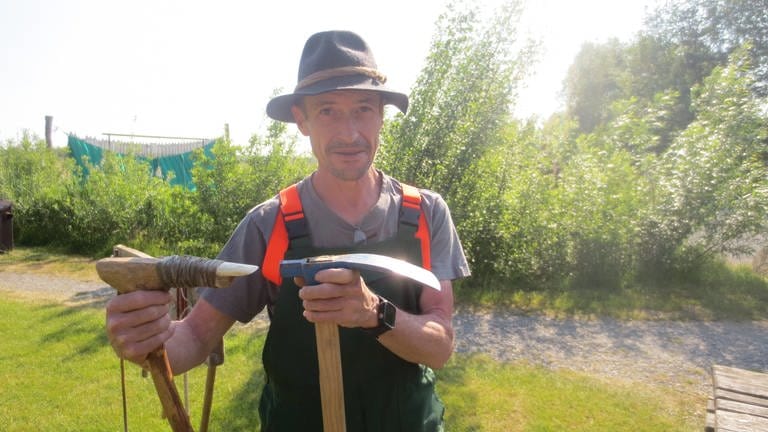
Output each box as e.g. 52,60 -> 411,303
291,105 -> 310,136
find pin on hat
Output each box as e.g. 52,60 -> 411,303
266,30 -> 409,123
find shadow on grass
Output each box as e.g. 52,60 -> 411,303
208,329 -> 266,430
686,264 -> 768,320
436,354 -> 484,431
34,301 -> 109,359
212,367 -> 264,430
1,248 -> 58,270
455,260 -> 768,320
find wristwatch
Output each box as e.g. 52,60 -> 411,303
363,295 -> 396,338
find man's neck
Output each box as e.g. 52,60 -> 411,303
311,168 -> 382,226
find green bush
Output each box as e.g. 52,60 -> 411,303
0,130 -> 313,258
0,134 -> 74,247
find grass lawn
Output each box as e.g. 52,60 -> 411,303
0,294 -> 703,431
456,260 -> 768,321
0,246 -> 100,281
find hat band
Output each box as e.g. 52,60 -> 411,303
295,66 -> 387,91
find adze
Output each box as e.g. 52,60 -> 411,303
97,254 -> 258,432
280,253 -> 441,432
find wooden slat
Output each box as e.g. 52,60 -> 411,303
713,365 -> 768,398
113,244 -> 153,258
716,409 -> 768,432
706,398 -> 716,432
716,389 -> 768,410
717,398 -> 768,418
710,365 -> 768,431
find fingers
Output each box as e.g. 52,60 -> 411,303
311,268 -> 359,285
297,268 -> 359,302
298,268 -> 376,327
105,291 -> 174,364
107,290 -> 172,313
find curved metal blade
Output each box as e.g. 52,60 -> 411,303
280,253 -> 441,291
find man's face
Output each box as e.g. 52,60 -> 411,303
292,90 -> 384,181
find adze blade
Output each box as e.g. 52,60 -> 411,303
280,253 -> 440,290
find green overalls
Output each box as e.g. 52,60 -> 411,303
258,185 -> 445,431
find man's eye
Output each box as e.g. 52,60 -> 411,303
319,108 -> 333,116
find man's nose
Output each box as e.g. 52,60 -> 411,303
335,114 -> 361,142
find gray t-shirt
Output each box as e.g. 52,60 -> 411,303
201,171 -> 470,323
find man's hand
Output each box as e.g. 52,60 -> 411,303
105,290 -> 174,365
297,268 -> 379,329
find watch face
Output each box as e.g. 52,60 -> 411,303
364,296 -> 396,338
380,299 -> 396,329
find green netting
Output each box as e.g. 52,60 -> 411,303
67,135 -> 215,190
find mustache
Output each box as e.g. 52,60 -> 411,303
327,138 -> 371,152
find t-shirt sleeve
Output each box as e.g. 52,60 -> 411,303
199,198 -> 280,323
421,191 -> 471,281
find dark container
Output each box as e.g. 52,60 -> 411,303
0,200 -> 13,253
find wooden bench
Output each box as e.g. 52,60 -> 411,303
705,365 -> 768,431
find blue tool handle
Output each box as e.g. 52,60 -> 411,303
280,261 -> 351,285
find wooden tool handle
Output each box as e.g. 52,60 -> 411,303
96,256 -> 258,294
315,322 -> 346,432
145,348 -> 194,432
97,257 -> 165,293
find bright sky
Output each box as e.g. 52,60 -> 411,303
0,0 -> 659,148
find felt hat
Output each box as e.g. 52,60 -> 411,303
266,30 -> 409,123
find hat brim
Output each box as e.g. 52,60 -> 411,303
266,74 -> 409,123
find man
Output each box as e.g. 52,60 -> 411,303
106,30 -> 470,431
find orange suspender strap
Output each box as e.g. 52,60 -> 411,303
262,182 -> 432,285
401,183 -> 432,271
262,184 -> 303,286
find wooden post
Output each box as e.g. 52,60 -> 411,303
45,116 -> 53,148
224,123 -> 230,144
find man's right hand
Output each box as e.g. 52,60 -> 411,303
105,290 -> 174,365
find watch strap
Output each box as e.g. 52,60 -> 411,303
362,295 -> 395,338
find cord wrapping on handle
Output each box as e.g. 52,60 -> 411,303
157,255 -> 223,289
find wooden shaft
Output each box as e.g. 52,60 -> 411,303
145,348 -> 194,432
109,246 -> 192,431
315,322 -> 346,432
113,244 -> 152,259
199,340 -> 223,432
199,359 -> 217,432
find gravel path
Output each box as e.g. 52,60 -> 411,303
3,270 -> 767,397
453,310 -> 768,396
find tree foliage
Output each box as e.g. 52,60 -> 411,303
0,125 -> 313,257
646,0 -> 768,96
643,47 -> 768,265
192,122 -> 313,255
563,39 -> 628,133
379,0 -> 538,282
565,0 -> 768,142
0,133 -> 75,247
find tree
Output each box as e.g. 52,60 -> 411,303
640,46 -> 768,269
378,0 -> 538,281
563,0 -> 768,140
645,0 -> 768,96
563,39 -> 628,133
191,121 -> 313,255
